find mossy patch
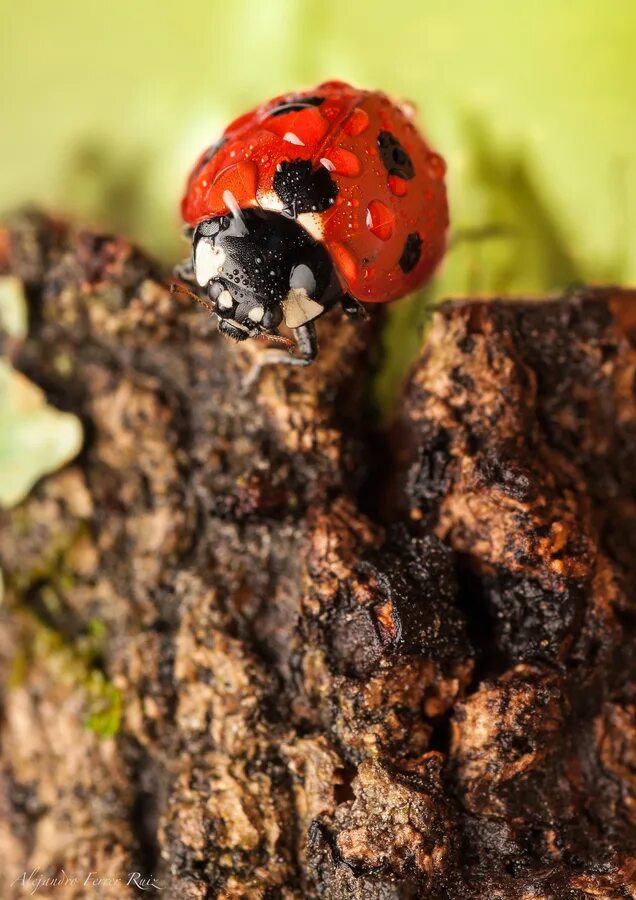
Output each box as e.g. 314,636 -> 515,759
6,608 -> 121,740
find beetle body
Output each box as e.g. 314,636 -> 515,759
180,81 -> 448,364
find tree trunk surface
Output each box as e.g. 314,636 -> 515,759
0,211 -> 635,899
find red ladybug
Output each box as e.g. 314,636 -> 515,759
179,80 -> 448,365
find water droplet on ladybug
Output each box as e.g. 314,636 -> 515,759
330,241 -> 358,285
283,132 -> 305,146
388,175 -> 408,196
343,108 -> 370,136
400,101 -> 417,120
426,152 -> 446,180
365,200 -> 395,241
320,147 -> 361,177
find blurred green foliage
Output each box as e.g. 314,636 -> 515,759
1,1 -> 635,481
3,0 -> 635,285
0,276 -> 82,506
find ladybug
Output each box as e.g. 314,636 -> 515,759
178,80 -> 448,366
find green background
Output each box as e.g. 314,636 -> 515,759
3,0 -> 636,287
1,0 -> 635,502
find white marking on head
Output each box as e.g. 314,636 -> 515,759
282,289 -> 324,329
257,190 -> 285,213
195,240 -> 226,287
296,212 -> 324,241
249,305 -> 265,323
217,290 -> 233,310
319,157 -> 335,171
283,132 -> 305,146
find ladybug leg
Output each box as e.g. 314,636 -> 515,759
242,322 -> 318,391
293,321 -> 318,363
341,294 -> 369,320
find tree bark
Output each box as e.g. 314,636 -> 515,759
0,211 -> 635,898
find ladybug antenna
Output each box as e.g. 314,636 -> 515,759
170,281 -> 214,312
255,332 -> 295,352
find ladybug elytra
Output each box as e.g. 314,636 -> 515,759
178,81 -> 448,366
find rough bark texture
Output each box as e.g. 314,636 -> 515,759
0,211 -> 635,898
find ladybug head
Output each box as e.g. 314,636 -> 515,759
191,208 -> 340,341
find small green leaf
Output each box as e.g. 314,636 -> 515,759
0,361 -> 83,507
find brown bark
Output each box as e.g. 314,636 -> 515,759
0,211 -> 635,898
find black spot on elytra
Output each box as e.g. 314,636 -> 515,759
399,232 -> 422,273
273,159 -> 338,215
194,137 -> 226,177
378,130 -> 415,180
267,96 -> 325,117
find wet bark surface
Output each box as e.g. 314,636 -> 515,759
0,211 -> 635,898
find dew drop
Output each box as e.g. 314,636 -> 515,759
365,200 -> 395,242
321,147 -> 361,177
400,101 -> 417,120
283,132 -> 305,146
318,79 -> 349,91
388,175 -> 408,197
330,242 -> 358,285
344,108 -> 370,136
223,189 -> 249,235
426,152 -> 446,180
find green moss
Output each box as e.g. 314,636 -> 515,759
10,520 -> 88,597
4,604 -> 121,740
83,670 -> 122,739
7,646 -> 28,688
3,520 -> 120,737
